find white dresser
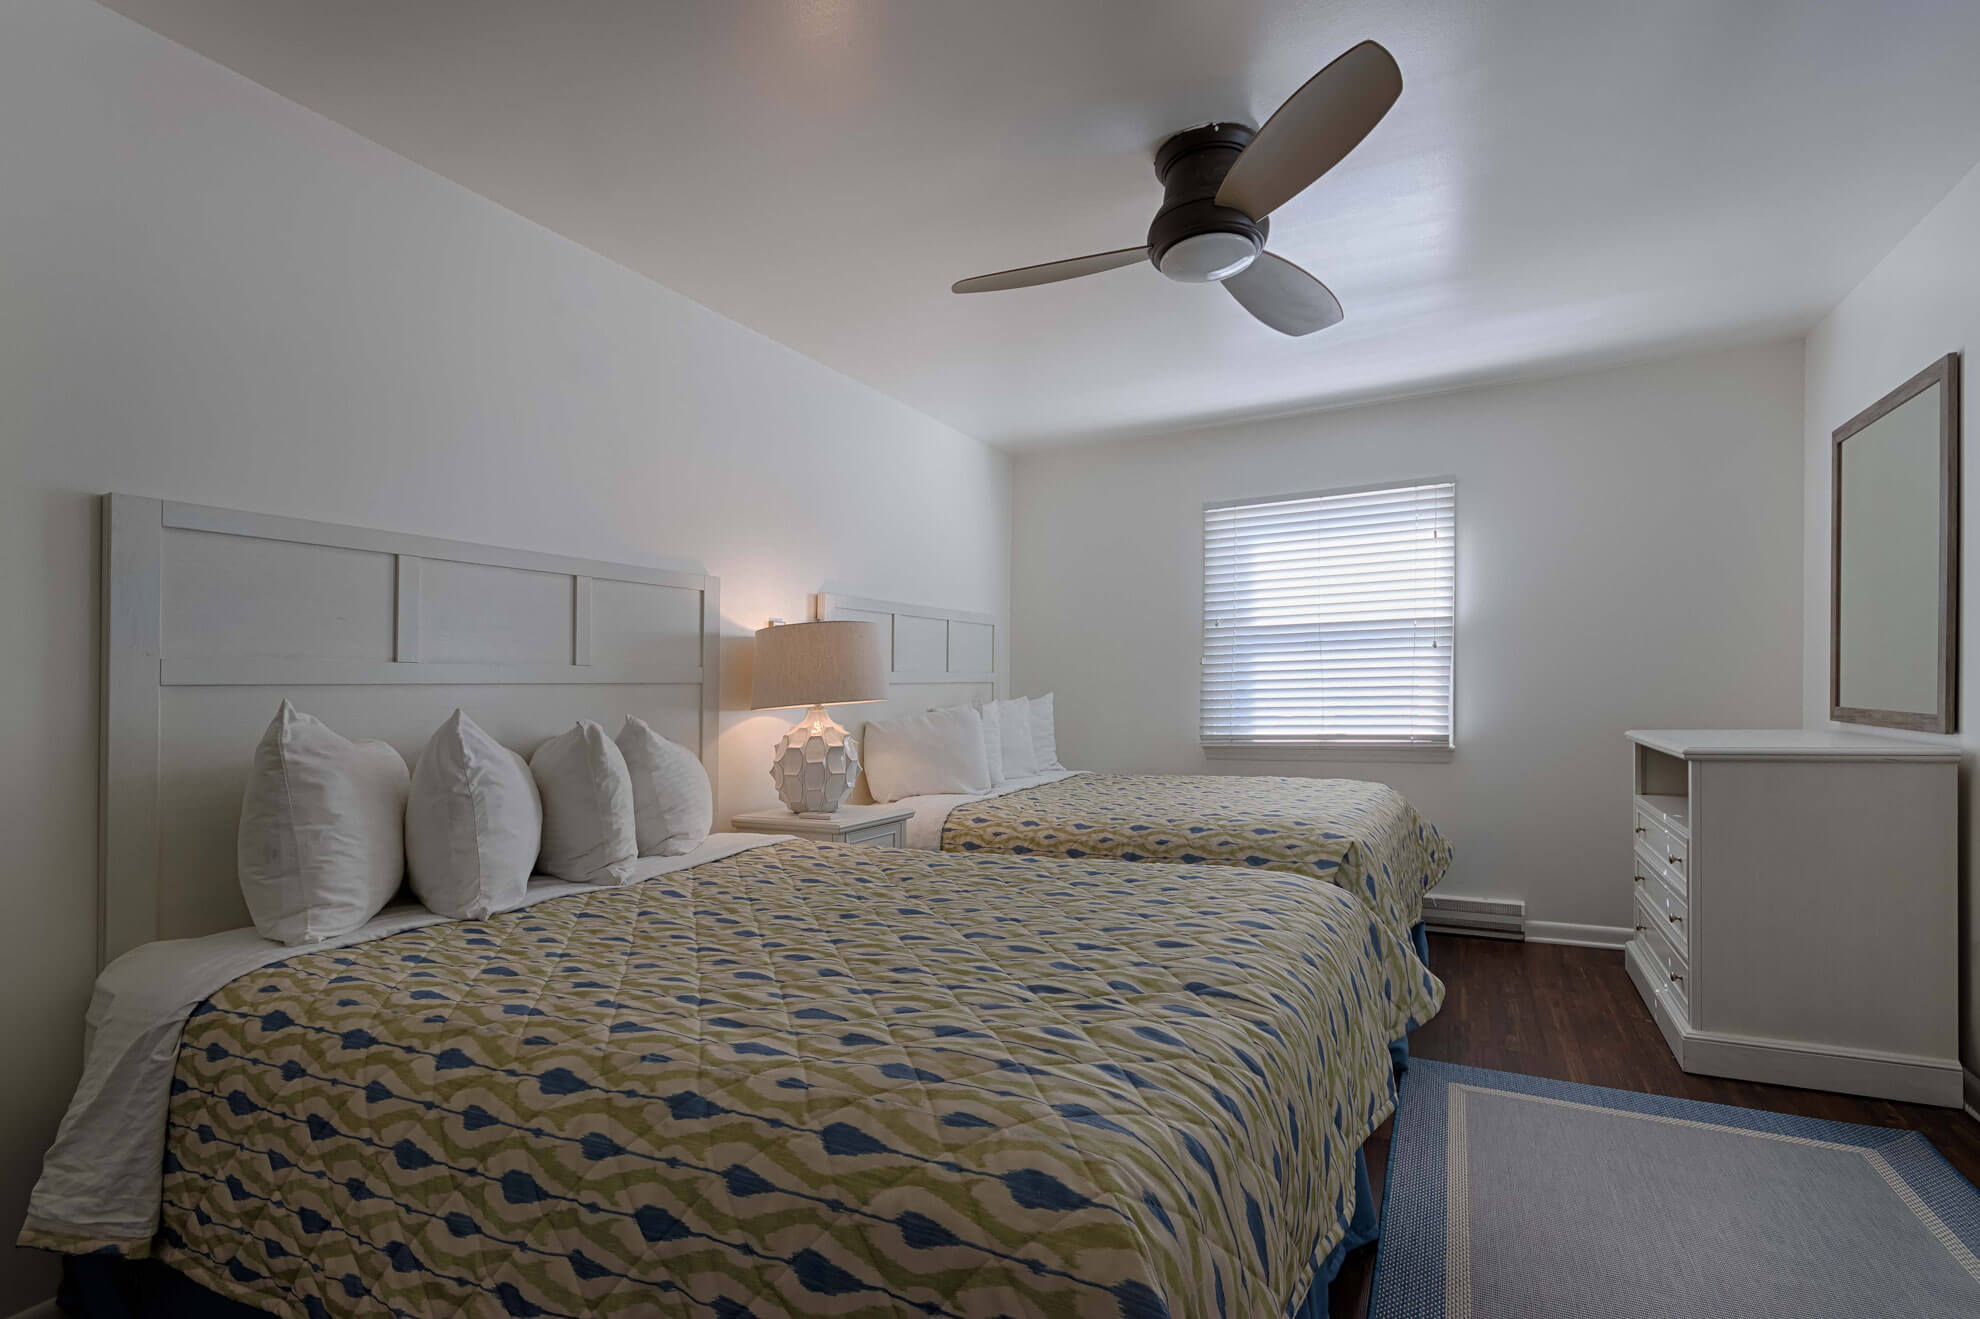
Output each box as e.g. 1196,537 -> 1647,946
1625,729 -> 1960,1105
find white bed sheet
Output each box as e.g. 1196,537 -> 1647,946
897,769 -> 1084,849
23,833 -> 785,1250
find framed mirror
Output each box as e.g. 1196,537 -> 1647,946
1831,353 -> 1961,733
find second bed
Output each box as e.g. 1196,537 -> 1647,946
900,771 -> 1452,954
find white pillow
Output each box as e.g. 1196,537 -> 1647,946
863,706 -> 992,803
237,700 -> 410,945
617,716 -> 712,857
996,696 -> 1039,778
405,709 -> 542,919
529,720 -> 640,884
976,699 -> 1005,783
1029,691 -> 1066,772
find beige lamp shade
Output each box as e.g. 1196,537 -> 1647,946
750,620 -> 889,709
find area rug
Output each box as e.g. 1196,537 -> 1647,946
1370,1059 -> 1980,1318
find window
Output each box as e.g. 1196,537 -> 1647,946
1202,480 -> 1455,749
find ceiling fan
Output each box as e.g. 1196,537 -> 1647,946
951,40 -> 1401,336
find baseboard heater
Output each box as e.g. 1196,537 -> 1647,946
1421,893 -> 1525,941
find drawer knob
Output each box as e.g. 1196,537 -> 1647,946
1669,972 -> 1684,984
1634,825 -> 1646,834
1667,914 -> 1682,926
1668,854 -> 1683,866
1634,923 -> 1646,933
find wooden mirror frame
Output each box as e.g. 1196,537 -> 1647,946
1830,352 -> 1961,733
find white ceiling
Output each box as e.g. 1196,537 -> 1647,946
99,0 -> 1980,448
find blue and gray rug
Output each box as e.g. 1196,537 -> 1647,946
1371,1060 -> 1980,1318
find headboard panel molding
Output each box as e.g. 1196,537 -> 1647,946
810,593 -> 1002,805
812,592 -> 998,687
101,494 -> 719,965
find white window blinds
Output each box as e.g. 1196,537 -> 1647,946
1202,480 -> 1455,747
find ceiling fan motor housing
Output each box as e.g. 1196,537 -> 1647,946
1148,122 -> 1268,282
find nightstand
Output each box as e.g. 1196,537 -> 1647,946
729,803 -> 914,848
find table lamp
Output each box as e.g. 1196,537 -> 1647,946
751,619 -> 889,816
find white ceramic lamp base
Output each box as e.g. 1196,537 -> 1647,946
770,704 -> 859,817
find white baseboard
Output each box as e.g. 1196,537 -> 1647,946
1421,893 -> 1525,940
1627,940 -> 1963,1106
1526,920 -> 1632,949
6,1298 -> 57,1319
1419,898 -> 1631,949
1681,1029 -> 1964,1107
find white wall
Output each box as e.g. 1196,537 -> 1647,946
1799,159 -> 1980,1092
0,0 -> 1009,1301
1013,341 -> 1805,938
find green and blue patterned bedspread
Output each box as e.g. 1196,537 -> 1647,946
942,775 -> 1454,936
128,840 -> 1440,1318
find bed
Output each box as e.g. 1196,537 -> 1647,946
928,773 -> 1450,948
22,499 -> 1442,1318
27,836 -> 1440,1318
814,596 -> 1453,961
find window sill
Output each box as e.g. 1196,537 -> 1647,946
1201,742 -> 1455,765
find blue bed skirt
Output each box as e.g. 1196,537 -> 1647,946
1294,920 -> 1426,1316
1291,1146 -> 1381,1316
61,1254 -> 266,1317
1387,920 -> 1431,1074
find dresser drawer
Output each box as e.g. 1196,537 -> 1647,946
1634,811 -> 1686,884
1633,839 -> 1682,902
1631,802 -> 1666,851
1657,829 -> 1688,887
1632,802 -> 1689,879
1631,880 -> 1657,941
1637,886 -> 1689,1013
1629,866 -> 1659,928
837,820 -> 908,847
1644,866 -> 1687,955
1632,807 -> 1674,876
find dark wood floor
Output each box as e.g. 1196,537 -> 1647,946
1327,933 -> 1980,1319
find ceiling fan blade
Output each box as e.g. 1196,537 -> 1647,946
1215,40 -> 1402,221
951,246 -> 1148,294
1223,253 -> 1344,336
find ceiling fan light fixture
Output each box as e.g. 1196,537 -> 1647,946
947,40 -> 1401,334
1154,231 -> 1259,283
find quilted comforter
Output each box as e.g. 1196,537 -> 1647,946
941,775 -> 1454,936
137,841 -> 1439,1318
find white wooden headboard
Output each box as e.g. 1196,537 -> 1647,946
811,593 -> 998,686
101,494 -> 719,965
809,592 -> 999,804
